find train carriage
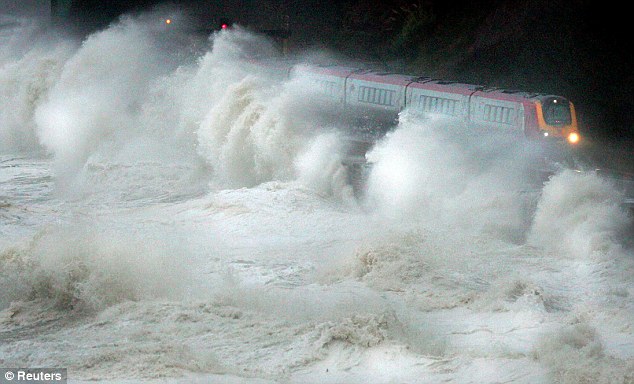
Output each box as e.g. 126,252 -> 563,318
291,64 -> 354,104
405,80 -> 474,125
345,72 -> 413,113
469,90 -> 526,136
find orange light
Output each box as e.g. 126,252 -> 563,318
165,19 -> 171,24
568,132 -> 580,144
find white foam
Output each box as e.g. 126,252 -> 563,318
365,111 -> 530,240
529,169 -> 630,259
34,18 -> 169,181
0,226 -> 189,311
0,30 -> 74,152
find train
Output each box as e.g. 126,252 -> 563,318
249,60 -> 585,190
251,60 -> 580,144
247,59 -> 634,206
289,63 -> 580,145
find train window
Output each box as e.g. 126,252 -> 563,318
486,105 -> 497,121
385,89 -> 393,105
418,95 -> 458,116
543,100 -> 572,126
359,86 -> 395,106
315,80 -> 337,97
483,104 -> 516,124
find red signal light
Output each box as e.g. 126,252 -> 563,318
221,24 -> 228,29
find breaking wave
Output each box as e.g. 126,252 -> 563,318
528,169 -> 630,259
0,226 -> 188,311
534,323 -> 634,384
365,111 -> 532,241
1,15 -> 348,198
0,28 -> 74,152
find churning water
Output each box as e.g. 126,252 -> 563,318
1,13 -> 633,384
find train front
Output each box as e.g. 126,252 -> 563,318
531,96 -> 634,208
534,96 -> 580,145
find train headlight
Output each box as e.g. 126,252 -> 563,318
567,132 -> 580,144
